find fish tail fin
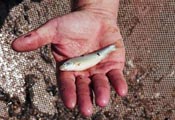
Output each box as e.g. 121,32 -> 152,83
110,42 -> 125,51
109,44 -> 118,51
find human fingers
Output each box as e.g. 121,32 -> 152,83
107,69 -> 128,97
12,19 -> 58,52
76,76 -> 93,117
58,71 -> 77,109
91,73 -> 110,107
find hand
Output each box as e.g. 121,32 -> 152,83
12,8 -> 128,117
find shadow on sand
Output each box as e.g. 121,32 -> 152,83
0,0 -> 41,29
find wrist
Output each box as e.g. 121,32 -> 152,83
75,0 -> 119,20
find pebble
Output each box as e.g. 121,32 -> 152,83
0,32 -> 26,101
127,59 -> 135,68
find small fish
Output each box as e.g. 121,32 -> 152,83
59,44 -> 118,71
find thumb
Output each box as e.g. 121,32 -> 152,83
12,19 -> 58,52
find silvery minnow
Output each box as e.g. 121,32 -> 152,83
59,44 -> 118,71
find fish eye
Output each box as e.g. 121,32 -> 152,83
65,62 -> 73,65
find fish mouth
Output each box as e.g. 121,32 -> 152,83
59,65 -> 66,71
